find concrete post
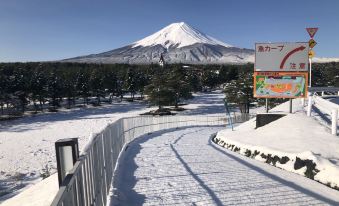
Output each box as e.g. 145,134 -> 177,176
321,91 -> 325,96
55,138 -> 79,187
332,109 -> 338,136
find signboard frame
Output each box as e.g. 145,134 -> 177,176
254,42 -> 309,72
253,71 -> 308,99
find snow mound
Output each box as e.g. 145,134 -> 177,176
214,99 -> 339,189
132,22 -> 232,49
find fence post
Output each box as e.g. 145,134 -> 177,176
332,109 -> 338,136
55,138 -> 79,186
307,93 -> 313,117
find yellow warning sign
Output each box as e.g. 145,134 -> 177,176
309,50 -> 315,58
309,39 -> 317,48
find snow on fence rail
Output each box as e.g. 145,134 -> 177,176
312,95 -> 339,135
51,114 -> 252,206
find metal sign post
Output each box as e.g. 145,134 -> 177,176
309,58 -> 312,87
306,27 -> 319,87
289,99 -> 293,113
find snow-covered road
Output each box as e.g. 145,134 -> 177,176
110,126 -> 339,206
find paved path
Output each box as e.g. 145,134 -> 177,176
110,126 -> 339,206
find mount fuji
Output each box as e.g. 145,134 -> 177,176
64,22 -> 254,64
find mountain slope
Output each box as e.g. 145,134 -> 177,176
63,22 -> 254,64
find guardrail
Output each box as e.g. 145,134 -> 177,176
312,95 -> 339,135
51,114 -> 252,206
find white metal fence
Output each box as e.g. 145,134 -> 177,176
51,114 -> 252,206
311,95 -> 339,135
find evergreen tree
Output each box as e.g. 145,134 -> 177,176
47,69 -> 63,110
123,68 -> 136,101
89,68 -> 104,105
145,68 -> 165,109
76,70 -> 90,105
145,65 -> 192,109
219,65 -> 238,84
201,69 -> 219,90
62,68 -> 78,108
224,71 -> 254,113
11,67 -> 31,113
30,64 -> 48,111
0,66 -> 10,115
167,65 -> 192,108
186,69 -> 202,92
102,68 -> 118,103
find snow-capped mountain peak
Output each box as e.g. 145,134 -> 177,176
64,22 -> 255,64
132,22 -> 232,49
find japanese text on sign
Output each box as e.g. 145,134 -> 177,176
257,45 -> 284,52
255,42 -> 309,72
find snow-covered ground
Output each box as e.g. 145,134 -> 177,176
181,91 -> 265,116
215,98 -> 339,189
6,91 -> 339,206
110,126 -> 339,205
0,100 -> 155,202
1,90 -> 239,203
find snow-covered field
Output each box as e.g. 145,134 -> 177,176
0,100 -> 156,202
4,89 -> 337,205
0,90 -> 231,203
215,98 -> 339,189
110,126 -> 339,205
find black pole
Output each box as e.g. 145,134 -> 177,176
55,138 -> 79,187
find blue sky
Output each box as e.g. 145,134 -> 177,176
0,0 -> 338,62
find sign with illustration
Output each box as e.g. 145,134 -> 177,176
255,42 -> 309,71
254,72 -> 308,98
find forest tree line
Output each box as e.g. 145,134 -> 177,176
0,61 -> 338,117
